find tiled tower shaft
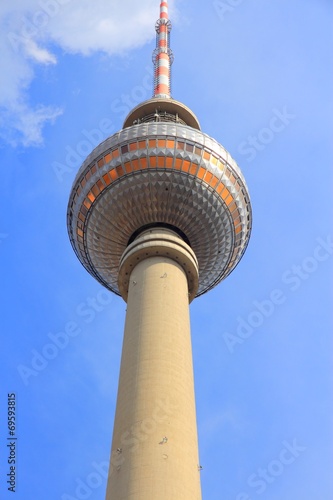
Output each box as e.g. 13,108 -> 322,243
105,229 -> 202,500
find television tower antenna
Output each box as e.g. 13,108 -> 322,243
153,1 -> 174,98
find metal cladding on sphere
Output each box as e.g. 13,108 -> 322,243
67,115 -> 252,298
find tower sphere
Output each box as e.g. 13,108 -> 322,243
67,4 -> 252,299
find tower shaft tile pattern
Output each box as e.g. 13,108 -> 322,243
106,229 -> 201,499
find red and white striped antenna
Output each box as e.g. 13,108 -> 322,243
153,1 -> 174,98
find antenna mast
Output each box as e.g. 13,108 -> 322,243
153,1 -> 174,98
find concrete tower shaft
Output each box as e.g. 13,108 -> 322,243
106,229 -> 201,499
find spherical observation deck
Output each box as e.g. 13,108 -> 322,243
67,98 -> 252,298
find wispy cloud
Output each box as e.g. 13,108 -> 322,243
0,102 -> 63,147
22,38 -> 57,64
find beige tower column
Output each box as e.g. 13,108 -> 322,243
106,228 -> 202,500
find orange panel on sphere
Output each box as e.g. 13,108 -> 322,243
109,169 -> 117,181
175,158 -> 183,170
104,153 -> 112,164
116,165 -> 124,177
149,157 -> 157,168
103,173 -> 112,186
87,192 -> 95,203
139,158 -> 148,169
204,171 -> 213,183
157,156 -> 165,167
189,164 -> 198,175
225,194 -> 233,205
216,183 -> 225,194
97,180 -> 104,191
228,202 -> 237,213
221,187 -> 230,200
124,162 -> 132,173
132,159 -> 139,170
209,176 -> 219,188
197,167 -> 206,179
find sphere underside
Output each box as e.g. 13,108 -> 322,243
67,122 -> 252,297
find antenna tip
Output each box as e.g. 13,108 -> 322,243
160,1 -> 169,20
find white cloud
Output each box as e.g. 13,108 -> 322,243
23,38 -> 57,64
1,102 -> 63,147
44,0 -> 161,56
0,0 -> 177,147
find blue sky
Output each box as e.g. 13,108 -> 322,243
1,1 -> 332,499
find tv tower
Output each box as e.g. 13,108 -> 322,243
67,2 -> 252,499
